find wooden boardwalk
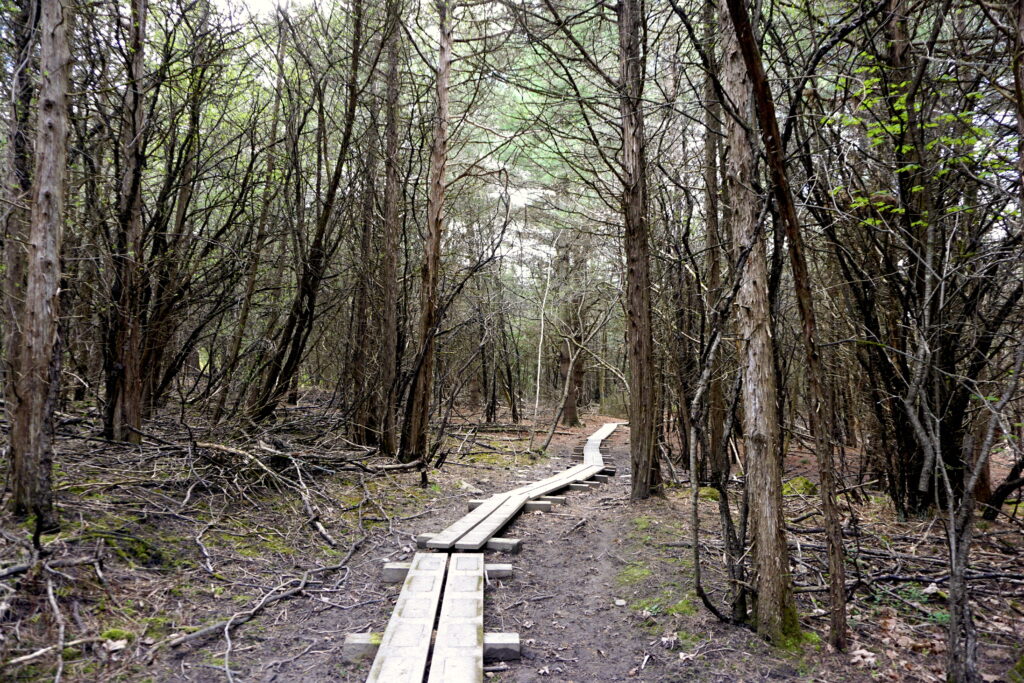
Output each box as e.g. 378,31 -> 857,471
427,422 -> 619,551
366,553 -> 448,682
361,422 -> 621,683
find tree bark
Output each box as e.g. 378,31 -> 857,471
5,0 -> 70,531
618,0 -> 661,500
722,0 -> 847,650
104,0 -> 148,444
379,0 -> 404,456
399,0 -> 451,464
2,0 -> 36,449
720,2 -> 798,644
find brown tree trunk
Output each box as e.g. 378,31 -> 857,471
618,0 -> 661,500
720,2 -> 798,644
379,0 -> 403,456
5,0 -> 70,532
722,0 -> 847,649
399,0 -> 451,464
104,0 -> 147,444
2,0 -> 36,428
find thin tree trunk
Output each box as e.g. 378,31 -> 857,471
702,4 -> 726,491
349,97 -> 380,444
399,0 -> 451,464
379,0 -> 404,456
618,0 -> 661,500
104,0 -> 148,444
720,1 -> 798,644
249,0 -> 365,422
5,0 -> 70,532
211,60 -> 281,423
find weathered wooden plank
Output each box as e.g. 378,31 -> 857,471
366,552 -> 449,683
427,495 -> 507,550
424,423 -> 621,551
455,494 -> 529,550
427,553 -> 485,683
583,422 -> 618,466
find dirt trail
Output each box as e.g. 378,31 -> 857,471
242,421 -> 951,682
326,423 -> 855,682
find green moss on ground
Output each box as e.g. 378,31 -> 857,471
782,476 -> 817,496
617,564 -> 652,585
698,487 -> 720,502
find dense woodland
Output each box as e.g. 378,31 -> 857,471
2,0 -> 1023,680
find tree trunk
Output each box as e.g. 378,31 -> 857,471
5,0 -> 70,532
3,0 -> 36,438
618,0 -> 661,500
379,0 -> 404,456
104,0 -> 147,444
720,1 -> 798,644
399,0 -> 451,464
722,0 -> 847,649
349,98 -> 380,445
212,26 -> 284,423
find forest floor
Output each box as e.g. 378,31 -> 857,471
1,407 -> 1023,681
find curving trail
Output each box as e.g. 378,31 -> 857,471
362,423 -> 623,683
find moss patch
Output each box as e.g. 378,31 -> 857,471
698,487 -> 720,502
782,476 -> 817,496
100,628 -> 134,641
1008,651 -> 1024,683
617,564 -> 652,585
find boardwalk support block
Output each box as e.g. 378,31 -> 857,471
381,561 -> 411,583
485,563 -> 513,579
342,632 -> 381,662
484,632 -> 521,661
524,500 -> 552,512
486,537 -> 522,553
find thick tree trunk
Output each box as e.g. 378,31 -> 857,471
720,3 -> 798,644
5,0 -> 70,531
399,0 -> 451,464
618,0 -> 661,500
722,0 -> 847,649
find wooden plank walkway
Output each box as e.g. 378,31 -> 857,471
427,553 -> 485,682
426,422 -> 620,551
366,552 -> 448,682
363,423 -> 623,683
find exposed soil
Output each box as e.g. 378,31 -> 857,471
2,411 -> 1022,682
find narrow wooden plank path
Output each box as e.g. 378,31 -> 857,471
427,553 -> 485,682
362,422 -> 622,682
427,422 -> 620,551
366,553 -> 448,682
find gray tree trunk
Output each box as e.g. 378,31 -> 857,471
720,2 -> 798,644
5,0 -> 70,531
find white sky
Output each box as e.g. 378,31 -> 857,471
213,0 -> 307,19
